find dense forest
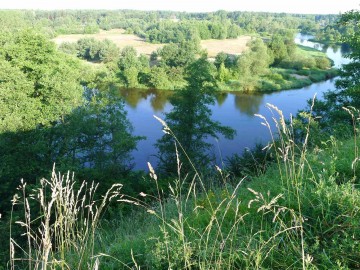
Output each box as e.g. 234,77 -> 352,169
0,9 -> 341,37
0,7 -> 359,270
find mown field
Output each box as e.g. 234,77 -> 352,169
53,28 -> 251,57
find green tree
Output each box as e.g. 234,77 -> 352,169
217,62 -> 231,82
158,38 -> 200,69
118,46 -> 141,87
76,37 -> 100,60
0,60 -> 41,132
336,11 -> 360,91
268,34 -> 288,65
214,52 -> 228,69
75,38 -> 119,63
156,57 -> 235,175
235,38 -> 272,91
149,66 -> 171,89
55,89 -> 144,178
0,30 -> 83,130
0,30 -> 83,213
58,41 -> 78,56
98,39 -> 120,63
300,10 -> 360,138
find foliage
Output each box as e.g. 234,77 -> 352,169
144,19 -> 242,43
214,52 -> 235,69
313,15 -> 355,44
0,10 -> 344,45
158,38 -> 201,68
234,38 -> 272,91
302,9 -> 360,135
268,30 -> 296,65
0,30 -> 83,131
117,46 -> 142,88
156,57 -> 235,175
0,31 -> 142,215
149,66 -> 172,89
0,30 -> 82,214
60,37 -> 120,63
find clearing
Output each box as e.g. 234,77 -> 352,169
53,29 -> 251,57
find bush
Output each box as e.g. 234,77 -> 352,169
315,56 -> 331,69
58,42 -> 78,55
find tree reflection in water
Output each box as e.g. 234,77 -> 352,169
234,93 -> 264,116
156,58 -> 235,175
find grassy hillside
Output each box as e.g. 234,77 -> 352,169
6,105 -> 359,269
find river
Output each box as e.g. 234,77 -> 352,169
123,34 -> 349,170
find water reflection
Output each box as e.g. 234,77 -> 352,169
120,89 -> 145,108
294,33 -> 350,68
150,91 -> 171,111
120,89 -> 265,115
216,92 -> 228,106
120,88 -> 171,110
234,93 -> 264,116
121,34 -> 348,170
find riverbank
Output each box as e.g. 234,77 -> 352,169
94,42 -> 337,93
308,38 -> 342,46
217,66 -> 338,92
98,135 -> 359,269
209,43 -> 338,92
8,122 -> 359,269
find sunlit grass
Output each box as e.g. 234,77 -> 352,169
8,104 -> 360,269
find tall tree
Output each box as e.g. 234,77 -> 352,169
0,30 -> 83,131
235,38 -> 272,91
0,30 -> 83,212
118,46 -> 141,88
156,57 -> 235,175
336,11 -> 360,92
0,31 -> 142,212
311,10 -> 360,126
55,89 -> 143,174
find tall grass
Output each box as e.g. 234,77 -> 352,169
9,166 -> 123,270
8,103 -> 360,269
119,107 -> 314,269
124,102 -> 358,269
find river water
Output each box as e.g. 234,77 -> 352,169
124,34 -> 349,170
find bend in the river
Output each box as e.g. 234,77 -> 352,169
125,34 -> 349,170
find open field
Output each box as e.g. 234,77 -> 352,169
200,36 -> 251,57
53,29 -> 162,55
53,29 -> 251,57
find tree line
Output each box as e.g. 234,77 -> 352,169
0,9 -> 345,43
59,30 -> 333,92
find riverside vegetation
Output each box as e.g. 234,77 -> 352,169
0,8 -> 359,270
57,28 -> 336,92
1,9 -> 338,92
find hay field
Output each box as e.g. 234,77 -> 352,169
53,29 -> 251,57
200,36 -> 251,57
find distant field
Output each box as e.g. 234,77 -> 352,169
53,29 -> 251,57
200,36 -> 251,57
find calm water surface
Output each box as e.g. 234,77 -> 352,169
124,35 -> 349,170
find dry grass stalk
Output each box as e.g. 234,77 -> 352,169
10,166 -> 123,270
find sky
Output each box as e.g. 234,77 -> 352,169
0,0 -> 359,14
